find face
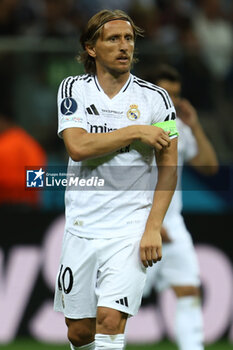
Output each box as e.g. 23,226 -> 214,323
87,20 -> 135,76
157,79 -> 181,109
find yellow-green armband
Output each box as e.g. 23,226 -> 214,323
152,120 -> 179,138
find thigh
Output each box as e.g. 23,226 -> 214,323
96,235 -> 147,317
54,232 -> 98,319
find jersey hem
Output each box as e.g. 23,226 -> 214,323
65,226 -> 146,239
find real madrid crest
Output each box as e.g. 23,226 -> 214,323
127,104 -> 140,121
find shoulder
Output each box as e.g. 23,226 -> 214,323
58,74 -> 94,97
60,74 -> 94,85
132,75 -> 173,109
60,73 -> 93,85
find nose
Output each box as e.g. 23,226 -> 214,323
119,37 -> 128,51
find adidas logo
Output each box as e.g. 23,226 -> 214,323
86,104 -> 99,115
115,297 -> 128,307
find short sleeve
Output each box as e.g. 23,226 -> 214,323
151,87 -> 177,139
57,76 -> 88,138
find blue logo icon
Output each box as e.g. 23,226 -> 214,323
26,168 -> 45,188
61,98 -> 78,115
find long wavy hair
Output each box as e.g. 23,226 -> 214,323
77,9 -> 144,74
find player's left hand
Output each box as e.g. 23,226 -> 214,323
140,230 -> 162,268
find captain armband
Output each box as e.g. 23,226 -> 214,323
152,120 -> 179,138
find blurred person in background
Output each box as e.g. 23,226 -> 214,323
25,0 -> 78,38
143,64 -> 218,350
74,0 -> 132,19
54,9 -> 178,350
0,99 -> 46,208
0,0 -> 35,35
128,0 -> 159,40
192,0 -> 233,81
0,0 -> 21,35
175,15 -> 214,112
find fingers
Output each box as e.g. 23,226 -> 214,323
155,143 -> 162,151
141,126 -> 171,150
152,247 -> 158,264
155,138 -> 170,151
155,131 -> 171,150
160,134 -> 171,147
140,248 -> 148,268
162,131 -> 171,141
156,246 -> 162,261
140,246 -> 162,268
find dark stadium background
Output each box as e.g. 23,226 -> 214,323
0,0 -> 232,349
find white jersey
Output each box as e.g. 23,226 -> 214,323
57,73 -> 176,239
163,117 -> 198,241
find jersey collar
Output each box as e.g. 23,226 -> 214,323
93,74 -> 132,98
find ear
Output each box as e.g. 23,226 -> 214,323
85,44 -> 96,58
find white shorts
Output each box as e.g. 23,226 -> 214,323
144,237 -> 200,296
54,231 -> 146,319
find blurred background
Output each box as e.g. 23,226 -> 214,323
0,0 -> 232,349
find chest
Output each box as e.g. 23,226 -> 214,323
83,90 -> 152,133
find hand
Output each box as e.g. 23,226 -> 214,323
139,125 -> 171,151
176,98 -> 198,128
140,230 -> 162,268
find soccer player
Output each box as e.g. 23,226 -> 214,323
143,64 -> 218,350
54,10 -> 178,350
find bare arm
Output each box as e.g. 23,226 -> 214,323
178,99 -> 218,175
62,125 -> 171,161
140,137 -> 178,267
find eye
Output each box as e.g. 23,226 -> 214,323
109,36 -> 117,42
125,35 -> 133,41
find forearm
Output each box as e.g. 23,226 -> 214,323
64,125 -> 139,161
145,165 -> 177,232
63,124 -> 171,161
145,138 -> 178,233
139,164 -> 177,267
139,137 -> 177,267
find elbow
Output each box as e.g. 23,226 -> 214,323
70,153 -> 82,162
157,165 -> 177,191
70,152 -> 87,162
68,147 -> 87,162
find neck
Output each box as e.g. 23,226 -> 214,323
96,70 -> 130,99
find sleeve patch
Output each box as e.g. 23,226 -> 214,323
60,98 -> 78,115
